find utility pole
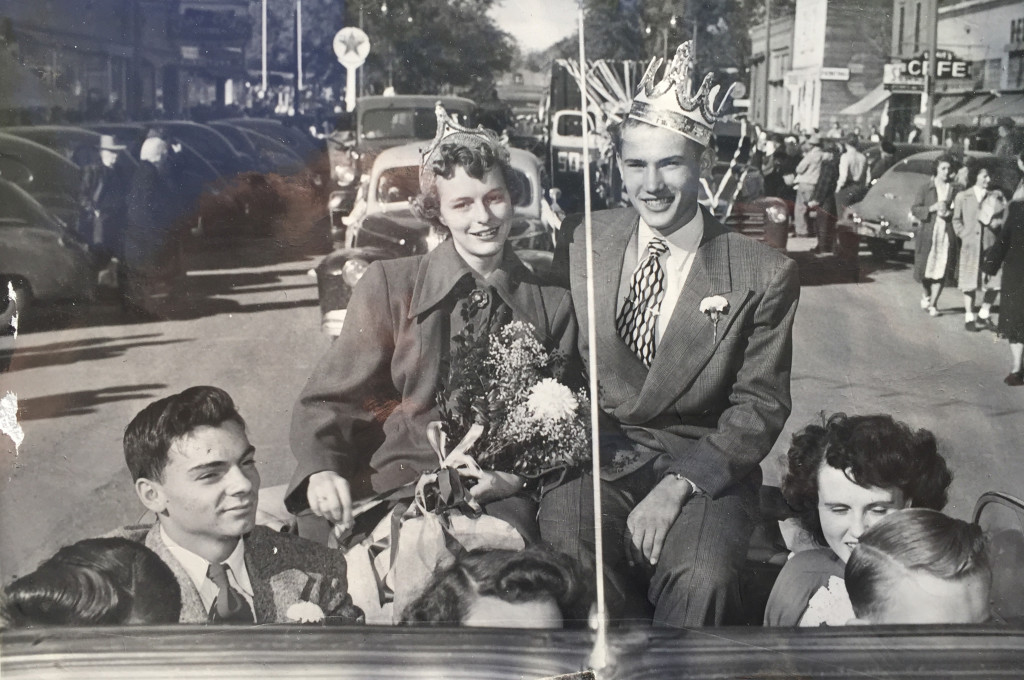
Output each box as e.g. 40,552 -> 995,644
764,0 -> 772,127
922,0 -> 938,143
296,0 -> 303,94
261,0 -> 267,93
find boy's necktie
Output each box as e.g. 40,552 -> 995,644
617,238 -> 669,366
206,562 -> 255,624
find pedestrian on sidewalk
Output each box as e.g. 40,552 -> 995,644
835,133 -> 867,217
912,155 -> 959,316
793,135 -> 824,237
953,164 -> 1006,332
80,135 -> 132,287
807,140 -> 840,255
991,199 -> 1024,385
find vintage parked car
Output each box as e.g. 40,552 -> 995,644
325,94 -> 477,232
314,142 -> 553,337
839,150 -> 1019,259
0,178 -> 96,315
0,131 -> 83,227
1,125 -> 139,170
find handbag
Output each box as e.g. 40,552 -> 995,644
981,224 -> 1010,277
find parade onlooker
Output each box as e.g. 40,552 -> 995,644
835,133 -> 867,217
990,199 -> 1024,386
994,117 -> 1023,161
869,125 -> 881,143
80,135 -> 132,285
912,155 -> 959,316
113,386 -> 364,624
1011,151 -> 1024,202
793,134 -> 825,236
868,139 -> 897,185
764,413 -> 952,627
826,120 -> 844,140
846,509 -> 991,625
401,547 -> 591,628
953,164 -> 1006,332
944,126 -> 966,166
123,137 -> 185,314
761,134 -> 790,200
2,537 -> 181,627
807,139 -> 840,255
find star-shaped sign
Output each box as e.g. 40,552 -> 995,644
334,27 -> 370,67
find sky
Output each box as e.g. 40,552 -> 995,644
488,0 -> 582,53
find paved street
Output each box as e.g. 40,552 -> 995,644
1,236 -> 1021,581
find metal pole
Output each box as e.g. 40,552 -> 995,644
923,0 -> 938,143
764,0 -> 772,127
577,0 -> 608,672
296,0 -> 303,94
261,0 -> 268,93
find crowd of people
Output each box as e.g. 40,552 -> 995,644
2,42 -> 1012,632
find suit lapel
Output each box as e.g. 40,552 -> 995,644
144,524 -> 208,624
573,210 -> 651,405
244,531 -> 277,623
632,211 -> 750,420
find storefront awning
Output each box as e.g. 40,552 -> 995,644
839,85 -> 890,116
913,92 -> 989,129
975,93 -> 1024,127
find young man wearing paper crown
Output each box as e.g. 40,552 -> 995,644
541,41 -> 800,627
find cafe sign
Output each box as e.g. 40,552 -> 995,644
902,50 -> 970,79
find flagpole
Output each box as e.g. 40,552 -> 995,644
578,2 -> 609,672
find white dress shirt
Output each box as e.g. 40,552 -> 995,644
618,209 -> 705,344
161,525 -> 255,620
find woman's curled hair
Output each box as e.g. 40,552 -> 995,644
1,537 -> 181,627
781,413 -> 953,548
414,139 -> 524,233
401,547 -> 591,627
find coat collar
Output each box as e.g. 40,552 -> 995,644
408,238 -> 535,320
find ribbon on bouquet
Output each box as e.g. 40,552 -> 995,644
358,421 -> 486,607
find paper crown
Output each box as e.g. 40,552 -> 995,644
628,41 -> 735,147
420,103 -> 508,176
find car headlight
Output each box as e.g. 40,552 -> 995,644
341,258 -> 370,287
334,165 -> 357,185
765,205 -> 788,224
328,193 -> 345,211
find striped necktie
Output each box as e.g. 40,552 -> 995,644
207,562 -> 255,624
616,238 -> 670,367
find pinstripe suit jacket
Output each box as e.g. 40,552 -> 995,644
564,206 -> 800,497
112,524 -> 364,624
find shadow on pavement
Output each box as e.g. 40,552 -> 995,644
3,334 -> 191,372
790,250 -> 911,287
16,383 -> 168,421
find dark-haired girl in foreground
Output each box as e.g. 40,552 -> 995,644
763,413 -> 953,626
402,547 -> 591,628
2,537 -> 181,627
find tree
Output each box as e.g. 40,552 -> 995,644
353,0 -> 516,95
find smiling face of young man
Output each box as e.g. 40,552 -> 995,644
617,121 -> 705,237
136,420 -> 260,563
436,165 -> 513,277
817,464 -> 908,563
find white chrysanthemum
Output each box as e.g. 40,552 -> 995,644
286,601 -> 325,623
525,379 -> 578,422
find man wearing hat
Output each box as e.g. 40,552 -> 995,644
541,41 -> 799,627
80,134 -> 131,285
792,134 -> 825,237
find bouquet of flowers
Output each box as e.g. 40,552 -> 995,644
437,316 -> 591,480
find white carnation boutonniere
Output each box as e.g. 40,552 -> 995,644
286,601 -> 325,624
699,295 -> 730,343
